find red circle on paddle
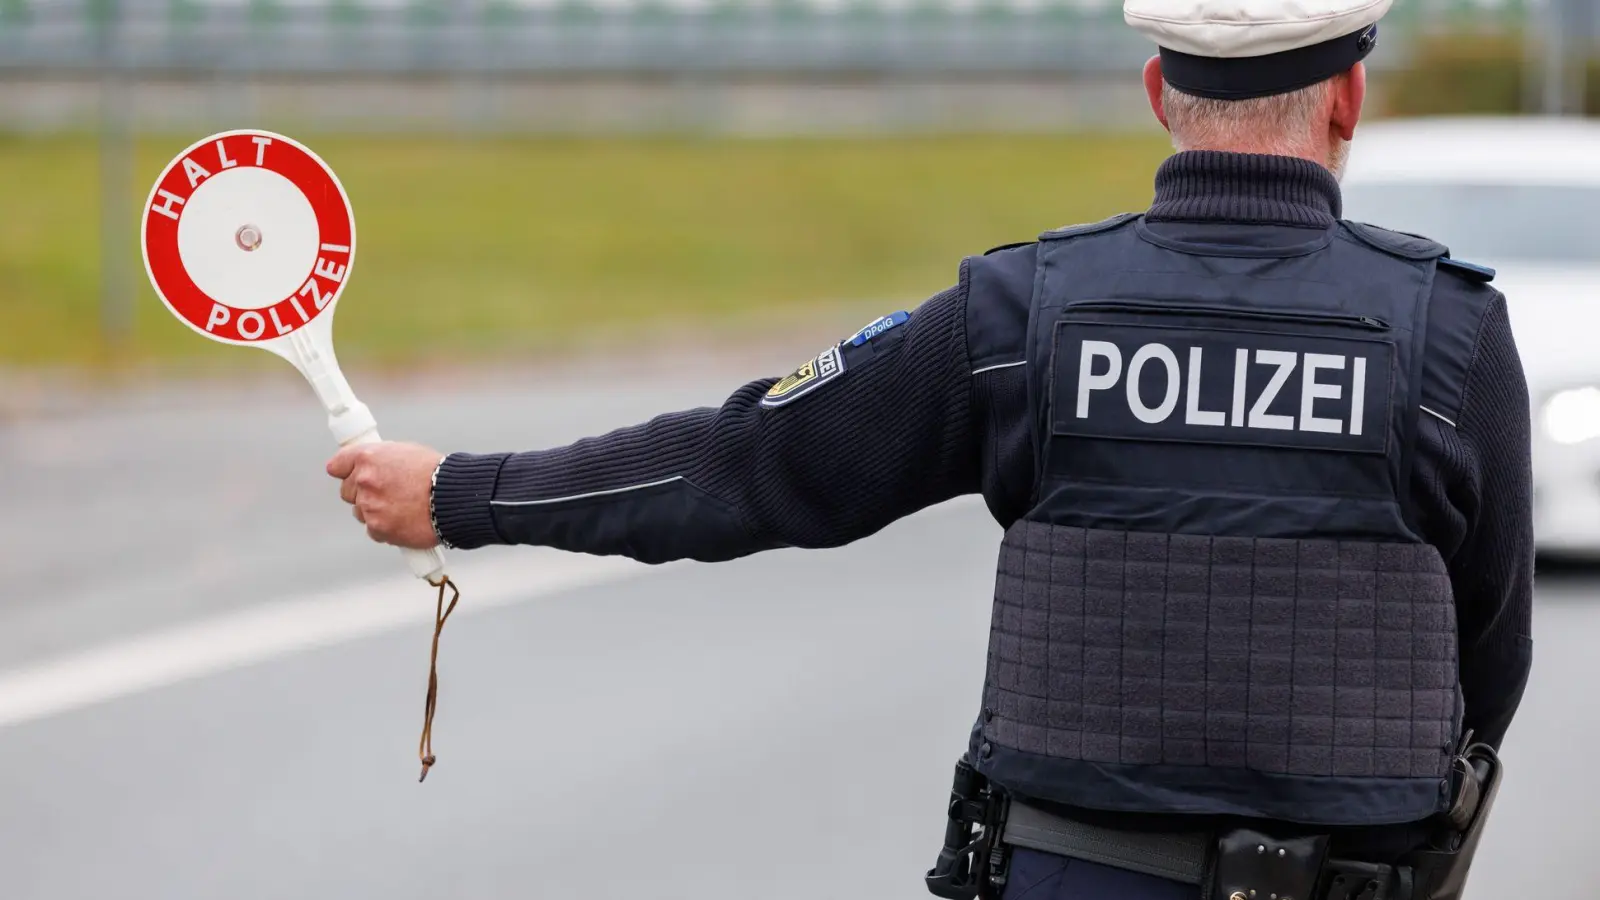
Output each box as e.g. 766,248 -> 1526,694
141,130 -> 356,345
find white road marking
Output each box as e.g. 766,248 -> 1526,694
0,496 -> 990,732
0,550 -> 663,730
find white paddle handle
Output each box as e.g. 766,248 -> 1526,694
346,429 -> 450,584
288,330 -> 450,585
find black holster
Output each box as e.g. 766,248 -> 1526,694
925,755 -> 1011,900
1209,739 -> 1503,900
1399,741 -> 1503,900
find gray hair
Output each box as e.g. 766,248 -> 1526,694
1161,79 -> 1336,158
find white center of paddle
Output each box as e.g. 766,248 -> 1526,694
177,166 -> 320,311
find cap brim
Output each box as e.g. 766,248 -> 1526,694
1161,24 -> 1379,100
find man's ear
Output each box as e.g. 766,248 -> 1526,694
1330,63 -> 1367,142
1143,55 -> 1171,132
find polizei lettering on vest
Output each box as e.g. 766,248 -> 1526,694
1077,343 -> 1367,433
1055,323 -> 1393,454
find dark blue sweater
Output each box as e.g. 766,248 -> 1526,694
433,151 -> 1534,762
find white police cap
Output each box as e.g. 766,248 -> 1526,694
1125,0 -> 1393,100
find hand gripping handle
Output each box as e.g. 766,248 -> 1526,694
347,429 -> 449,585
290,330 -> 449,586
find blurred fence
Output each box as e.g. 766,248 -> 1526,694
0,0 -> 1548,77
0,0 -> 1588,359
0,0 -> 1580,135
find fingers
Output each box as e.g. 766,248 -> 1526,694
326,441 -> 438,549
333,445 -> 386,539
326,445 -> 367,479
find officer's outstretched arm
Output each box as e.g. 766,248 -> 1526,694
430,286 -> 981,565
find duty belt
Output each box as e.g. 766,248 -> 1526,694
1001,802 -> 1403,900
1002,802 -> 1211,886
925,735 -> 1501,900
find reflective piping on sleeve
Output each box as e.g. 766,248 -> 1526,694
490,476 -> 686,507
1420,405 -> 1457,428
972,360 -> 1026,377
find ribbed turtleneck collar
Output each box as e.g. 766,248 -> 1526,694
1146,151 -> 1342,229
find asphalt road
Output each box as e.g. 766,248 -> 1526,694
0,363 -> 1593,900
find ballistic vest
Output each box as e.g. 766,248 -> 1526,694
970,214 -> 1464,828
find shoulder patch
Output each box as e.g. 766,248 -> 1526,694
1438,257 -> 1497,283
1342,220 -> 1448,261
1039,212 -> 1142,242
848,310 -> 910,346
761,345 -> 846,409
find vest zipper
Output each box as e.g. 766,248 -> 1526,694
1062,300 -> 1390,331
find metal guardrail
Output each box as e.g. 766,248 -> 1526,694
0,0 -> 1557,358
0,0 -> 1542,75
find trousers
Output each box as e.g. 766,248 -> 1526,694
1000,849 -> 1202,900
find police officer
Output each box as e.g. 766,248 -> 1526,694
328,2 -> 1534,897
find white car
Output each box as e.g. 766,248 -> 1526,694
1340,116 -> 1600,557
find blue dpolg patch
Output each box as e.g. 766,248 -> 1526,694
849,310 -> 911,346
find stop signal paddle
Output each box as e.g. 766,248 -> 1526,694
141,129 -> 459,781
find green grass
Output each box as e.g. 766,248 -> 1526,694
0,133 -> 1173,372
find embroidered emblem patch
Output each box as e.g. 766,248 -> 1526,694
761,345 -> 845,408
